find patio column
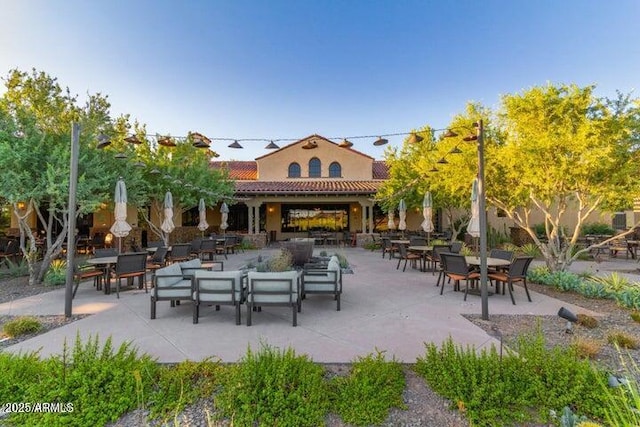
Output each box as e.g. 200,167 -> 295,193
254,202 -> 262,233
359,202 -> 367,233
247,204 -> 254,234
368,204 -> 374,234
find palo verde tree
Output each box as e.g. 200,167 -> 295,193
0,68 -> 124,284
487,84 -> 640,271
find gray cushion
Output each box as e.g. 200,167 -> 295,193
193,270 -> 243,302
155,263 -> 183,287
180,258 -> 203,277
247,271 -> 299,303
156,279 -> 192,298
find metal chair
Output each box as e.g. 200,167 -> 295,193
168,243 -> 192,263
488,256 -> 534,305
440,253 -> 480,300
72,262 -> 104,298
110,252 -> 148,298
396,243 -> 422,272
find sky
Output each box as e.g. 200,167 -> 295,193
1,0 -> 638,161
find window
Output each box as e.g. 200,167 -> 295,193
612,212 -> 627,230
329,162 -> 341,178
309,158 -> 321,177
288,162 -> 301,178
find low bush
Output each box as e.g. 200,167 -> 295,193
0,257 -> 29,278
576,313 -> 599,329
607,331 -> 639,349
630,311 -> 640,323
415,331 -> 608,426
148,358 -> 224,420
580,222 -> 615,236
519,242 -> 542,258
215,344 -> 329,426
2,315 -> 42,337
331,350 -> 405,426
44,259 -> 66,286
571,337 -> 603,359
6,334 -> 159,427
595,350 -> 640,426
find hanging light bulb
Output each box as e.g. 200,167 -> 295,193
265,140 -> 279,149
443,129 -> 458,138
228,140 -> 243,149
449,146 -> 463,154
124,135 -> 142,144
408,132 -> 424,144
97,134 -> 111,149
301,140 -> 318,149
437,157 -> 448,164
157,135 -> 176,147
339,138 -> 353,148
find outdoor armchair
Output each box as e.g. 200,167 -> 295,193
440,253 -> 480,300
192,269 -> 244,324
246,270 -> 301,326
301,256 -> 342,310
487,256 -> 533,305
168,243 -> 192,263
150,262 -> 194,319
111,252 -> 148,298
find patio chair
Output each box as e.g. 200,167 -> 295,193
189,238 -> 202,259
192,269 -> 244,324
487,256 -> 533,305
94,248 -> 117,257
146,246 -> 168,277
450,241 -> 463,254
488,248 -> 514,273
151,263 -> 194,319
168,243 -> 192,263
246,271 -> 301,326
396,243 -> 422,272
409,236 -> 427,246
199,238 -> 217,261
301,256 -> 342,310
425,244 -> 452,274
381,238 -> 397,259
440,253 -> 480,300
110,252 -> 148,298
72,262 -> 105,298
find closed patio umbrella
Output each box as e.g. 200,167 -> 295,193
197,198 -> 209,233
220,202 -> 229,234
468,179 -> 480,245
421,192 -> 434,244
161,191 -> 175,244
398,199 -> 407,233
109,178 -> 131,253
387,210 -> 395,231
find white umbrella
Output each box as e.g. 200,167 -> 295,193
110,178 -> 131,253
161,191 -> 175,238
197,198 -> 209,232
387,210 -> 395,230
421,192 -> 434,243
220,202 -> 229,233
398,199 -> 407,231
468,178 -> 480,238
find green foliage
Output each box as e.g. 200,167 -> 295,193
148,358 -> 223,420
630,312 -> 640,323
580,222 -> 615,236
215,344 -> 329,426
0,351 -> 46,403
2,315 -> 42,337
6,334 -> 159,427
487,224 -> 510,249
519,242 -> 542,258
0,257 -> 29,278
333,251 -> 350,268
331,351 -> 405,426
363,240 -> 381,251
256,249 -> 293,272
558,405 -> 589,427
596,351 -> 640,426
459,243 -> 474,256
43,259 -> 66,286
415,331 -> 608,426
531,223 -> 546,238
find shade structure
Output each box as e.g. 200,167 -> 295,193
220,202 -> 229,231
197,198 -> 209,232
421,192 -> 434,233
161,191 -> 175,235
110,178 -> 132,253
398,199 -> 407,231
387,210 -> 395,230
468,179 -> 480,238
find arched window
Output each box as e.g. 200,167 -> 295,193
329,162 -> 341,178
309,158 -> 321,177
288,162 -> 301,178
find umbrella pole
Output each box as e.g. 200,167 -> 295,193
427,232 -> 430,245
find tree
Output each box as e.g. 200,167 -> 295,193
487,84 -> 640,271
0,68 -> 234,284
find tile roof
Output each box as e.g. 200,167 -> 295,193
234,180 -> 383,195
372,161 -> 389,179
210,161 -> 257,180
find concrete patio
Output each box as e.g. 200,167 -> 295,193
1,247 -> 635,363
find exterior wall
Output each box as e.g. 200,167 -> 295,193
256,138 -> 374,181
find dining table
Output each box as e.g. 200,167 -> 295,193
408,245 -> 433,272
86,256 -> 118,294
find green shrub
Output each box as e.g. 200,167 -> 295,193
630,312 -> 640,323
215,344 -> 329,426
363,240 -> 381,251
487,225 -> 510,248
519,242 -> 542,258
0,351 -> 46,403
7,334 -> 159,427
607,331 -> 639,349
44,259 -> 67,286
595,350 -> 640,426
148,358 -> 224,420
333,251 -> 349,268
2,316 -> 42,337
459,243 -> 474,256
415,331 -> 608,426
0,257 -> 28,278
332,351 -> 405,426
580,222 -> 615,236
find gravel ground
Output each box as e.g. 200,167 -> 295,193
3,273 -> 640,426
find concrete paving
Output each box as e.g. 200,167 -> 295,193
2,247 -> 637,363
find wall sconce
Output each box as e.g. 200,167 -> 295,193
17,201 -> 26,210
352,207 -> 358,212
104,233 -> 114,247
268,206 -> 274,213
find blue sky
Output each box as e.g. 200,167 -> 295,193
1,0 -> 638,160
